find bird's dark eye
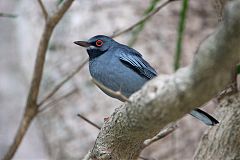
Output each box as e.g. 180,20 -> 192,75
96,39 -> 103,47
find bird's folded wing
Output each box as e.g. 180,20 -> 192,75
118,49 -> 157,79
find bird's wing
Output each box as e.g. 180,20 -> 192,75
118,47 -> 157,79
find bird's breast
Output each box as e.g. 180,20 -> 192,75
89,54 -> 148,98
89,55 -> 121,88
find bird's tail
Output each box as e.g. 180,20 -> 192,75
190,108 -> 219,126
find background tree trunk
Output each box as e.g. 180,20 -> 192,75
194,1 -> 240,159
194,93 -> 240,160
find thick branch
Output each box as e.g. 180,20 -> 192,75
90,1 -> 240,159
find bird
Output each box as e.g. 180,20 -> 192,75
74,35 -> 219,126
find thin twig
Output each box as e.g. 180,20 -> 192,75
49,0 -> 74,26
38,59 -> 88,106
111,0 -> 179,38
0,12 -> 17,18
217,81 -> 238,101
77,113 -> 101,130
37,0 -> 48,20
142,123 -> 178,148
3,1 -> 74,160
128,0 -> 161,46
91,78 -> 130,102
38,88 -> 78,113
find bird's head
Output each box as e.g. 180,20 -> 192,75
74,35 -> 115,59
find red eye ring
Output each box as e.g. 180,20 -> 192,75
96,39 -> 103,47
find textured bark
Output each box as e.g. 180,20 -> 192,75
211,0 -> 229,21
195,1 -> 240,159
89,1 -> 240,159
194,93 -> 240,160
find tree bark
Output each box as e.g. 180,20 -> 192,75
194,93 -> 240,160
211,0 -> 229,21
195,1 -> 240,159
88,1 -> 240,159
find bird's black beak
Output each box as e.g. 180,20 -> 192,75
74,41 -> 91,47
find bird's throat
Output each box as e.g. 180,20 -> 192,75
87,49 -> 106,60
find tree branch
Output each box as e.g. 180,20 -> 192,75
48,0 -> 74,26
3,18 -> 54,160
142,123 -> 177,149
88,1 -> 240,159
2,1 -> 74,160
38,59 -> 88,107
37,0 -> 48,20
0,12 -> 17,18
111,0 -> 179,38
77,113 -> 101,130
127,0 -> 162,46
38,88 -> 78,113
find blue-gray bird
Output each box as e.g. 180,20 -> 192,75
74,35 -> 218,126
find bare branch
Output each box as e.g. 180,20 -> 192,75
37,0 -> 48,20
142,123 -> 178,148
2,110 -> 37,160
38,59 -> 88,106
91,78 -> 130,102
38,88 -> 78,113
0,12 -> 17,18
49,0 -> 74,26
3,19 -> 53,160
217,82 -> 238,101
111,0 -> 179,38
77,113 -> 101,130
2,1 -> 74,159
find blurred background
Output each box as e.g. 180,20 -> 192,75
0,0 -> 218,159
